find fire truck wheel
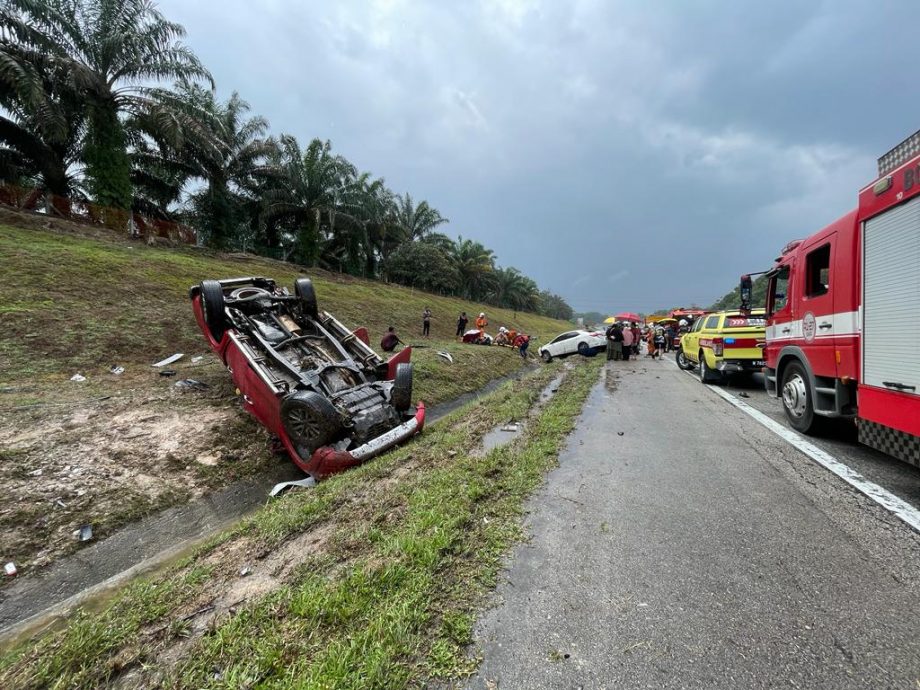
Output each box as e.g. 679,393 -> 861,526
699,352 -> 720,384
781,361 -> 816,433
676,347 -> 693,370
199,280 -> 227,342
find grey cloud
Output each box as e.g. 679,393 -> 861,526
159,0 -> 920,312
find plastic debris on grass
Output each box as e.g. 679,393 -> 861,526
110,365 -> 125,375
70,374 -> 86,382
152,353 -> 184,368
4,562 -> 16,577
175,379 -> 209,391
270,476 -> 317,497
436,351 -> 454,363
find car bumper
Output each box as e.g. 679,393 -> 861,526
296,403 -> 426,480
716,359 -> 766,373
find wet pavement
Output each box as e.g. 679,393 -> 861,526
467,357 -> 920,689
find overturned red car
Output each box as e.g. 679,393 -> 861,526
189,276 -> 424,480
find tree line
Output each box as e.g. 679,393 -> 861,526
0,0 -> 573,320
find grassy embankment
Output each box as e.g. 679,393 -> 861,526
0,213 -> 573,572
0,357 -> 602,688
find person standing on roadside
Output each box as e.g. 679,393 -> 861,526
606,322 -> 623,361
664,323 -> 675,352
621,322 -> 634,361
422,307 -> 432,338
630,322 -> 641,356
456,311 -> 468,338
476,312 -> 488,338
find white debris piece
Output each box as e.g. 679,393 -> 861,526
70,374 -> 87,382
110,365 -> 125,375
436,351 -> 454,363
152,353 -> 184,368
4,562 -> 16,577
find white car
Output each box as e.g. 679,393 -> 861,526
538,329 -> 606,362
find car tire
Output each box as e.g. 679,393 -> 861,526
781,361 -> 817,433
541,350 -> 553,363
199,280 -> 227,342
391,363 -> 413,412
676,347 -> 693,370
281,390 -> 341,453
294,277 -> 319,320
699,352 -> 720,384
577,341 -> 589,356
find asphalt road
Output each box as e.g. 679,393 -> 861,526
467,356 -> 920,689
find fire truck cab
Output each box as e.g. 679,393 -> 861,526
763,130 -> 920,467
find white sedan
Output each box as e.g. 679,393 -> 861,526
538,329 -> 606,362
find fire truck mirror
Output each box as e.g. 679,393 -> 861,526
739,274 -> 753,314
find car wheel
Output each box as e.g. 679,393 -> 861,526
577,341 -> 589,356
281,390 -> 341,453
199,280 -> 227,342
391,363 -> 413,412
541,350 -> 552,363
699,352 -> 720,384
676,347 -> 693,370
781,361 -> 817,433
294,277 -> 319,320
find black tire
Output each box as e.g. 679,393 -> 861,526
281,390 -> 341,452
699,352 -> 720,384
577,341 -> 589,355
541,350 -> 553,363
294,277 -> 318,320
391,363 -> 413,412
781,361 -> 817,433
676,347 -> 693,370
199,280 -> 227,341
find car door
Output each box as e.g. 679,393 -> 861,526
558,331 -> 579,355
681,318 -> 706,362
547,332 -> 573,357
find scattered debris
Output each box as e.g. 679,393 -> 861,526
436,351 -> 454,363
74,524 -> 93,542
54,499 -> 66,509
158,369 -> 177,377
617,431 -> 625,436
269,476 -> 317,497
175,379 -> 209,391
70,374 -> 86,382
191,355 -> 204,363
4,562 -> 16,577
152,353 -> 184,368
27,468 -> 43,477
738,391 -> 750,398
500,423 -> 520,433
239,566 -> 252,577
110,365 -> 125,375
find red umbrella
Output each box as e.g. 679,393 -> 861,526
614,312 -> 641,322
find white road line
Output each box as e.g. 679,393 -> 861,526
664,357 -> 920,534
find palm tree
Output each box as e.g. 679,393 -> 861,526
1,0 -> 212,209
491,267 -> 539,313
262,136 -> 355,264
393,192 -> 447,240
452,237 -> 495,300
171,85 -> 273,249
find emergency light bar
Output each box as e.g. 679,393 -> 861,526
878,128 -> 920,176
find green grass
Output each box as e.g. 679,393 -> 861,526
0,358 -> 601,688
0,221 -> 571,386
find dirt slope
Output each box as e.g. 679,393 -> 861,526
0,212 -> 573,574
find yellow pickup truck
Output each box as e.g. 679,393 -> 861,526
676,310 -> 766,384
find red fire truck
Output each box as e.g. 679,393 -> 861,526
756,130 -> 920,466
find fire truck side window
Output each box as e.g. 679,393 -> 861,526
769,267 -> 790,313
805,243 -> 831,297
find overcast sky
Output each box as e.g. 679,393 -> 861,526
160,0 -> 919,313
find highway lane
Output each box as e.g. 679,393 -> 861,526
467,357 -> 920,689
669,356 -> 920,512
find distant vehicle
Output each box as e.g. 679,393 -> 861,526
189,276 -> 424,480
756,128 -> 920,467
539,329 -> 605,362
676,310 -> 766,383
